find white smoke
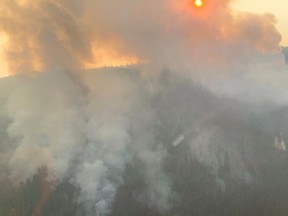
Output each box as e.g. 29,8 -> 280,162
0,70 -> 175,214
0,0 -> 288,215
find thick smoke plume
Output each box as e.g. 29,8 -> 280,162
0,0 -> 288,215
0,0 -> 282,73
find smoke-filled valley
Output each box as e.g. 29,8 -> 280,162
1,0 -> 288,216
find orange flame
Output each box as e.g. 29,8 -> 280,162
31,168 -> 54,216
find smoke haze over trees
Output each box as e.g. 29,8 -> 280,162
1,0 -> 288,215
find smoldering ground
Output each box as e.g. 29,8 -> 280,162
0,0 -> 288,216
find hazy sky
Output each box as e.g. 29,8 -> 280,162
232,0 -> 288,45
0,0 -> 287,77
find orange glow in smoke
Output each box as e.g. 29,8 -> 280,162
194,0 -> 204,8
84,46 -> 140,69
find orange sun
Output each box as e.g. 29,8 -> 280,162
194,0 -> 204,8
